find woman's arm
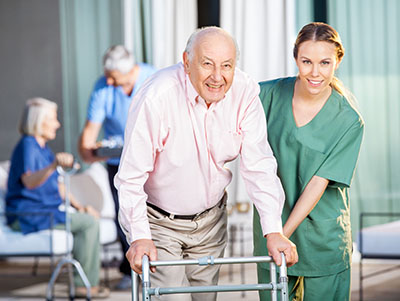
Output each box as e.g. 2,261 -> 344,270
21,152 -> 73,189
21,161 -> 58,189
283,175 -> 329,238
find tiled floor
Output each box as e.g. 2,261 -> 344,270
1,257 -> 399,300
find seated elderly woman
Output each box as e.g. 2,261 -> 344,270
5,97 -> 109,298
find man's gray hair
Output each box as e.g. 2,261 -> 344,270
184,26 -> 240,62
103,45 -> 135,74
19,97 -> 58,136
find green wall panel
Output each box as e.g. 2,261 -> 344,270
294,0 -> 400,235
59,0 -> 123,156
328,0 -> 400,232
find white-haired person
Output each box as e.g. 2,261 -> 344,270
6,98 -> 108,298
78,45 -> 156,290
115,27 -> 298,301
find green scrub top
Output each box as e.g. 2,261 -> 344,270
253,77 -> 364,277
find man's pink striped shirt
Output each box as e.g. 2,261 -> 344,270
115,63 -> 285,243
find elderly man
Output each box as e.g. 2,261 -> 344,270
115,27 -> 297,300
78,45 -> 156,290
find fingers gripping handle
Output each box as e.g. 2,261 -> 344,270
56,161 -> 80,176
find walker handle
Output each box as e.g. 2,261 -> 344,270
56,161 -> 81,176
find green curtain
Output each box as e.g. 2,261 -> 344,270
328,0 -> 400,232
59,0 -> 155,158
132,0 -> 153,64
59,0 -> 123,156
295,0 -> 313,30
295,0 -> 400,235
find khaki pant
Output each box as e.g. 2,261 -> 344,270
56,212 -> 101,287
147,196 -> 228,301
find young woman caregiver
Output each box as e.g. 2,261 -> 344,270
253,22 -> 364,300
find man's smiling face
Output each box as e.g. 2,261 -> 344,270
183,30 -> 236,105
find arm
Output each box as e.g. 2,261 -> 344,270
21,152 -> 74,189
78,120 -> 105,163
283,175 -> 329,238
115,92 -> 163,272
238,88 -> 297,266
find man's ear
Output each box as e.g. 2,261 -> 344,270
182,52 -> 190,73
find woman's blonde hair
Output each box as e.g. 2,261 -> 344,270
19,97 -> 58,136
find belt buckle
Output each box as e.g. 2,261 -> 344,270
193,204 -> 216,221
191,208 -> 208,221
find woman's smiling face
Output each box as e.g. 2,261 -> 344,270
295,40 -> 341,96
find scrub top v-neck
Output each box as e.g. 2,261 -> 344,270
253,77 -> 364,276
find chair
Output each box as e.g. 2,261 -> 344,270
357,212 -> 400,300
0,161 -> 117,285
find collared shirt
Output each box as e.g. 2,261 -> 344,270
115,63 -> 285,243
87,63 -> 157,165
6,135 -> 65,234
254,77 -> 364,276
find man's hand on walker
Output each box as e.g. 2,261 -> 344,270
126,239 -> 158,274
266,232 -> 298,267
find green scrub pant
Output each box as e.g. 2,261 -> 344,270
55,212 -> 101,287
257,266 -> 351,301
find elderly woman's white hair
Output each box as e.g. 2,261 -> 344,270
19,97 -> 58,136
184,26 -> 240,62
103,45 -> 135,74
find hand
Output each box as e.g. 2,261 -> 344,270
55,152 -> 74,168
84,205 -> 100,219
266,232 -> 298,267
126,239 -> 157,274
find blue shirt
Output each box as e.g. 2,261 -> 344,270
87,63 -> 157,165
6,135 -> 65,234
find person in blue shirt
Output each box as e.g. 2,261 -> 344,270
6,97 -> 108,298
78,45 -> 156,290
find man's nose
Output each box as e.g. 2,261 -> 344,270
106,77 -> 115,86
211,67 -> 222,81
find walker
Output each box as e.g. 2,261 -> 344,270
46,163 -> 91,301
132,253 -> 288,301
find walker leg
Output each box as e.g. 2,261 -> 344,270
71,259 -> 91,300
279,253 -> 289,301
46,258 -> 68,301
142,255 -> 151,300
270,261 -> 277,301
46,258 -> 91,301
67,261 -> 75,300
132,270 -> 139,301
